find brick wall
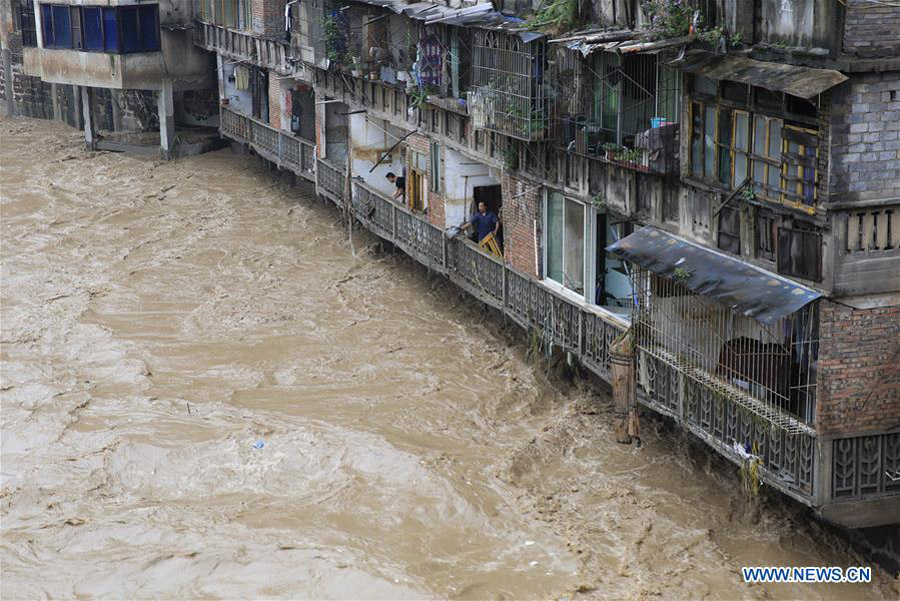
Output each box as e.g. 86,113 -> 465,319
251,0 -> 284,39
843,1 -> 900,58
267,71 -> 282,129
501,171 -> 541,278
828,71 -> 900,204
817,300 -> 900,436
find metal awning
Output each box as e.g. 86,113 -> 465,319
672,51 -> 848,99
351,1 -> 542,40
606,226 -> 822,324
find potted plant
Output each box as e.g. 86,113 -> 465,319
602,142 -> 621,161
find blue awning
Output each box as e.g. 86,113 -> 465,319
606,226 -> 822,324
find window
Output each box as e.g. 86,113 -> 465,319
777,222 -> 822,281
717,204 -> 741,255
83,7 -> 103,51
18,1 -> 37,47
409,150 -> 428,212
546,192 -> 586,295
756,208 -> 777,261
689,81 -> 819,213
429,142 -> 441,194
39,4 -> 159,53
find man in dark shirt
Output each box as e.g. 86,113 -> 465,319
386,172 -> 405,200
462,201 -> 499,242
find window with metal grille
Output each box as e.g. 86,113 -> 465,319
18,1 -> 38,47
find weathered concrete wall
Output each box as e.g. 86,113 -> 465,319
444,145 -> 497,229
817,300 -> 900,436
348,113 -> 404,199
843,0 -> 900,58
829,72 -> 900,204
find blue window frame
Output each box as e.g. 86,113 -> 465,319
39,4 -> 159,53
103,8 -> 119,52
40,4 -> 53,47
50,5 -> 71,48
138,5 -> 159,51
82,7 -> 103,51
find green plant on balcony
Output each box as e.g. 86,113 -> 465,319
643,0 -> 695,41
591,195 -> 606,210
615,147 -> 643,164
410,85 -> 433,109
673,266 -> 691,282
527,0 -> 578,34
504,144 -> 520,171
324,15 -> 350,66
741,183 -> 756,203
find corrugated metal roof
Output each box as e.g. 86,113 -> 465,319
348,1 -> 542,40
671,51 -> 848,99
606,226 -> 822,324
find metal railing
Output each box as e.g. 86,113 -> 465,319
219,107 -> 315,181
194,21 -> 292,74
325,160 -> 820,507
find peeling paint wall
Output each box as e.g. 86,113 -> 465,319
348,113 -> 406,198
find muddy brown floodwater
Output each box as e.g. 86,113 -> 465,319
1,116 -> 897,600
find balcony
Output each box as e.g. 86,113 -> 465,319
220,107 -> 315,180
470,30 -> 549,141
194,21 -> 293,75
832,200 -> 900,297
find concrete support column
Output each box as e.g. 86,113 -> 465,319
157,79 -> 175,160
2,48 -> 16,117
110,90 -> 123,131
81,85 -> 96,149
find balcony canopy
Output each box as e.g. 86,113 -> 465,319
606,226 -> 822,324
672,51 -> 848,99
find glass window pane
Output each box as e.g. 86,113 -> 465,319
103,8 -> 119,52
694,75 -> 716,97
121,7 -> 139,52
718,108 -> 732,185
51,5 -> 71,48
768,119 -> 782,160
41,4 -> 54,47
735,152 -> 748,187
547,193 -> 564,285
139,6 -> 159,50
691,103 -> 702,177
564,199 -> 585,293
734,112 -> 749,151
704,106 -> 716,177
83,8 -> 103,51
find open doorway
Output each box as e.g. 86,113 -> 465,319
472,184 -> 503,249
324,99 -> 348,164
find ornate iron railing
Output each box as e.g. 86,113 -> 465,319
832,432 -> 900,501
218,107 -> 315,181
316,158 -> 345,203
328,164 -> 823,507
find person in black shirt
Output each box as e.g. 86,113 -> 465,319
386,172 -> 405,200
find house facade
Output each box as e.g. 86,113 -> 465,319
7,0 -> 899,527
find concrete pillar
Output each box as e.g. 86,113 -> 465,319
51,83 -> 61,122
110,90 -> 123,131
157,79 -> 175,160
81,86 -> 96,149
2,48 -> 15,117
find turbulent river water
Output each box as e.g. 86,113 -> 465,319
1,116 -> 897,600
